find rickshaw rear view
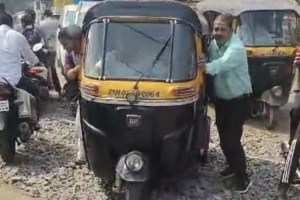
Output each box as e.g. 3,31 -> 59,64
79,1 -> 210,199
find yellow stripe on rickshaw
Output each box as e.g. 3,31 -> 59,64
80,72 -> 203,101
246,47 -> 296,57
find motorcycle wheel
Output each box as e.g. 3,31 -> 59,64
125,182 -> 148,200
0,129 -> 16,164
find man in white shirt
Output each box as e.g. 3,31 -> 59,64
0,11 -> 40,94
39,9 -> 61,95
58,25 -> 85,165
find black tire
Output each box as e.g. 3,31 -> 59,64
266,106 -> 279,130
125,182 -> 148,200
0,129 -> 16,164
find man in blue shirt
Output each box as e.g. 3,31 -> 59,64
198,14 -> 252,193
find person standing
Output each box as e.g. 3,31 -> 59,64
198,14 -> 253,193
57,25 -> 85,165
293,44 -> 300,92
279,58 -> 300,194
39,9 -> 61,96
279,102 -> 300,190
0,10 -> 41,129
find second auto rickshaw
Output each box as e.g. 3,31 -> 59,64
197,0 -> 300,129
79,0 -> 210,199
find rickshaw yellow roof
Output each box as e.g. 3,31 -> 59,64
196,0 -> 300,16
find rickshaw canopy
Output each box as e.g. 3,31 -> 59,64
197,13 -> 209,35
196,0 -> 300,16
188,3 -> 210,35
82,0 -> 202,32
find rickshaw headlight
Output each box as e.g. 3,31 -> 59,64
271,86 -> 283,97
126,91 -> 137,103
125,152 -> 144,172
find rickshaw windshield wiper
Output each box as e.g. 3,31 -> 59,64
272,46 -> 279,52
123,24 -> 163,44
116,56 -> 144,74
133,36 -> 171,89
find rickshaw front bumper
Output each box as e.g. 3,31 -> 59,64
248,57 -> 294,98
260,85 -> 289,106
80,99 -> 208,180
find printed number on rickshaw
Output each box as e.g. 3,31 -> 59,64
137,91 -> 160,98
0,100 -> 9,112
109,89 -> 160,98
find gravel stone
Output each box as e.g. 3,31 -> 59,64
0,101 -> 298,199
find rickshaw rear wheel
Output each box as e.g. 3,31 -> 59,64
125,182 -> 149,200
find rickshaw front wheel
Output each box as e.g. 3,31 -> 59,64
266,105 -> 279,130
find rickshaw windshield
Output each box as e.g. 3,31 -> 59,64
236,10 -> 297,47
84,22 -> 196,81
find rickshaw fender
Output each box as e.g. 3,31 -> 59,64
0,112 -> 8,131
116,154 -> 150,182
82,119 -> 106,137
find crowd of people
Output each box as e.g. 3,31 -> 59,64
0,2 -> 299,196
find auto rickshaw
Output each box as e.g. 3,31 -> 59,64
79,1 -> 210,199
196,0 -> 300,129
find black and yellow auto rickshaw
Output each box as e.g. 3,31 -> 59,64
79,1 -> 210,199
197,0 -> 300,129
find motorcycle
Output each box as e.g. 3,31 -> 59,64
0,79 -> 39,163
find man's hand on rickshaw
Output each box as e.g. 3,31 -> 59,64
197,54 -> 207,72
66,65 -> 81,80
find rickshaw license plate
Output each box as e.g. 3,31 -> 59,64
127,115 -> 141,127
0,100 -> 9,112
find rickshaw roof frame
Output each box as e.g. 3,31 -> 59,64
84,16 -> 200,34
88,16 -> 183,24
196,0 -> 300,16
82,0 -> 202,33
